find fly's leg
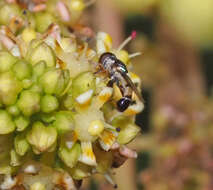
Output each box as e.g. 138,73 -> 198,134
107,75 -> 118,87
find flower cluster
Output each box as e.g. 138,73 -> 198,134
0,1 -> 144,189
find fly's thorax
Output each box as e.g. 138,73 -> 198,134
99,52 -> 116,71
116,60 -> 128,73
103,56 -> 115,71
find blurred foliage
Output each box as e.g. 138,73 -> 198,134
110,0 -> 213,189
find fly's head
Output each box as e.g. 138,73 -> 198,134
99,52 -> 117,72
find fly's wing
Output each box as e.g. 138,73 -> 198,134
120,72 -> 144,102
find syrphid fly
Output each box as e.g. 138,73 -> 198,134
98,52 -> 143,112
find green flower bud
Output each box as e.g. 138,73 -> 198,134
6,104 -> 20,116
111,115 -> 130,128
10,149 -> 21,166
0,4 -> 20,25
0,51 -> 17,73
117,123 -> 140,144
33,61 -> 47,77
63,94 -> 74,110
30,182 -> 46,190
67,0 -> 85,24
14,115 -> 30,131
72,71 -> 95,99
40,113 -> 56,123
41,95 -> 59,113
39,69 -> 65,95
27,122 -> 57,153
14,134 -> 30,156
29,84 -> 43,94
22,79 -> 33,89
35,12 -> 55,33
17,90 -> 40,116
0,72 -> 22,105
12,60 -> 32,80
58,143 -> 81,168
69,163 -> 92,180
27,42 -> 56,67
53,111 -> 74,133
0,110 -> 15,134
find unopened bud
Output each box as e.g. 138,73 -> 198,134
0,51 -> 17,73
41,95 -> 59,113
0,72 -> 22,105
117,124 -> 140,144
14,115 -> 30,131
33,61 -> 47,77
0,4 -> 20,25
70,163 -> 91,180
14,134 -> 30,156
35,12 -> 55,33
69,0 -> 85,11
27,122 -> 57,153
10,149 -> 21,166
17,90 -> 40,116
72,71 -> 95,99
6,104 -> 20,116
53,111 -> 74,133
12,60 -> 32,80
39,68 -> 64,95
0,110 -> 15,134
58,143 -> 81,168
27,42 -> 56,67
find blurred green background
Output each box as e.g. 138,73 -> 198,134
83,0 -> 213,189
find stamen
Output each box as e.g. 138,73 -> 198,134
81,43 -> 88,58
129,52 -> 142,59
131,30 -> 137,40
117,30 -> 137,51
60,79 -> 72,96
104,173 -> 117,187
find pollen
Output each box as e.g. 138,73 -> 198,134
75,89 -> 93,106
79,142 -> 97,166
98,87 -> 113,103
99,130 -> 116,151
124,101 -> 144,116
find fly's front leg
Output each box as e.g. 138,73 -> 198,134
107,75 -> 117,87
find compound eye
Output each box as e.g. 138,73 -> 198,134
99,52 -> 116,64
